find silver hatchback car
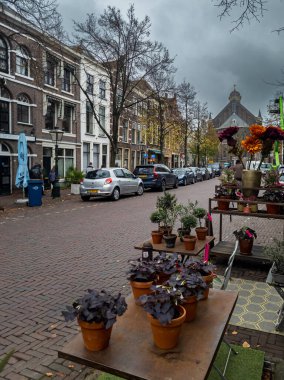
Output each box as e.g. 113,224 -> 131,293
80,167 -> 144,201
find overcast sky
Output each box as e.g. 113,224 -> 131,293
57,0 -> 284,120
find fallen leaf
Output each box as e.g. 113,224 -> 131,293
231,331 -> 238,335
68,364 -> 75,368
46,373 -> 53,377
51,333 -> 57,338
242,341 -> 250,348
49,324 -> 57,330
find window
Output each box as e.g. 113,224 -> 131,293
131,150 -> 135,170
45,99 -> 56,129
102,144 -> 107,167
122,120 -> 128,142
0,88 -> 10,133
16,46 -> 30,76
86,73 -> 94,94
0,36 -> 8,73
57,148 -> 74,178
131,122 -> 136,144
99,105 -> 106,134
123,149 -> 129,169
62,104 -> 73,133
114,168 -> 124,178
99,79 -> 106,99
83,143 -> 90,170
137,129 -> 141,144
86,102 -> 93,134
17,94 -> 31,124
62,66 -> 72,92
45,57 -> 56,86
93,143 -> 100,168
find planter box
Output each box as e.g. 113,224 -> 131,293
271,262 -> 284,285
71,183 -> 80,195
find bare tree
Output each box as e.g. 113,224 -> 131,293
73,5 -> 175,166
189,101 -> 208,166
1,0 -> 64,39
176,81 -> 196,166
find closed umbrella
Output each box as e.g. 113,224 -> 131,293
15,132 -> 30,198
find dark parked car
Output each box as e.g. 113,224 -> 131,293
208,163 -> 221,176
188,167 -> 203,182
133,164 -> 178,191
199,167 -> 210,180
206,166 -> 215,178
172,168 -> 195,186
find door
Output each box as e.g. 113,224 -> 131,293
113,168 -> 127,194
0,156 -> 11,195
122,169 -> 137,193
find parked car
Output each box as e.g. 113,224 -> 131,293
172,168 -> 195,186
206,166 -> 215,178
260,162 -> 272,174
279,171 -> 284,186
80,168 -> 144,201
277,165 -> 284,174
199,167 -> 210,180
188,167 -> 203,182
208,163 -> 221,176
133,164 -> 178,191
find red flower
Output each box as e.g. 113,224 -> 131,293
259,126 -> 284,141
218,126 -> 239,142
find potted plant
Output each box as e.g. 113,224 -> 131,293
233,226 -> 257,255
139,285 -> 185,349
127,259 -> 157,304
153,252 -> 181,285
264,238 -> 284,284
62,289 -> 127,351
180,214 -> 198,249
176,201 -> 197,240
65,166 -> 84,195
263,168 -> 280,188
215,187 -> 232,210
193,207 -> 208,240
263,189 -> 284,215
149,210 -> 163,244
183,258 -> 216,300
166,271 -> 207,322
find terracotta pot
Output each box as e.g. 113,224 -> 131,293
147,305 -> 186,349
163,233 -> 177,248
200,273 -> 215,300
183,235 -> 197,251
243,205 -> 251,213
239,238 -> 253,255
217,197 -> 230,210
130,280 -> 154,305
182,296 -> 198,322
242,170 -> 262,197
195,227 -> 208,240
78,319 -> 112,351
151,230 -> 163,244
266,203 -> 281,215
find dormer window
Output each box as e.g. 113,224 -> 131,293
0,36 -> 8,73
16,46 -> 30,77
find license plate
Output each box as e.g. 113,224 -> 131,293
139,175 -> 147,179
89,189 -> 98,193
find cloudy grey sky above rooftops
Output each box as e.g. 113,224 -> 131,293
57,0 -> 284,120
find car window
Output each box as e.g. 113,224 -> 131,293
134,167 -> 154,174
86,170 -> 110,179
113,169 -> 125,178
123,169 -> 134,178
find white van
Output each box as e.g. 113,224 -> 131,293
246,161 -> 260,170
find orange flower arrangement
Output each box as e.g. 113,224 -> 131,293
241,136 -> 262,155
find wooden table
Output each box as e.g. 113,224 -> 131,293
134,236 -> 215,259
58,289 -> 238,380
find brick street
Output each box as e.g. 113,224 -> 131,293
0,178 -> 283,379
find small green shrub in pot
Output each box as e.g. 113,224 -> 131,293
65,166 -> 84,185
264,238 -> 284,280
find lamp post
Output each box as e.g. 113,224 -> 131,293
49,128 -> 64,197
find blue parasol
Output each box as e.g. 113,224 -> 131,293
15,132 -> 30,192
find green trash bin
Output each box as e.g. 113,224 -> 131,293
52,180 -> 61,198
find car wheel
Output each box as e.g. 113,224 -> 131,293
81,195 -> 90,201
183,178 -> 187,186
173,179 -> 179,189
111,187 -> 120,201
160,180 -> 166,192
136,184 -> 144,196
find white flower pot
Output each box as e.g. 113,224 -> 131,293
71,183 -> 80,195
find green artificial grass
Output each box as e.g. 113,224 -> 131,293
95,342 -> 265,380
207,343 -> 265,380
